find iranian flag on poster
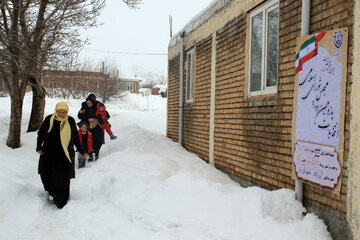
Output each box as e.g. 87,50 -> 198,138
295,31 -> 327,74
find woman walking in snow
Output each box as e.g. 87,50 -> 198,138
37,102 -> 86,209
78,97 -> 104,160
78,93 -> 101,124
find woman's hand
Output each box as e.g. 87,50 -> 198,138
79,109 -> 85,114
38,150 -> 44,155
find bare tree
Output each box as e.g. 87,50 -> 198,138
154,72 -> 167,85
97,60 -> 121,103
123,0 -> 143,9
44,58 -> 122,102
79,57 -> 97,72
138,71 -> 167,88
0,0 -> 142,148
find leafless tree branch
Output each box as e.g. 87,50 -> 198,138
122,0 -> 142,9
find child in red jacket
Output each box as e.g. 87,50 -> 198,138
96,103 -> 117,140
78,121 -> 93,167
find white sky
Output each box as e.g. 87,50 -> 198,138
79,0 -> 214,78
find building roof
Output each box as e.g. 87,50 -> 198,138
42,70 -> 107,78
169,0 -> 233,48
119,78 -> 142,83
153,85 -> 167,93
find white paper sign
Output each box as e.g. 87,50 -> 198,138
293,141 -> 341,188
293,29 -> 347,193
295,47 -> 342,150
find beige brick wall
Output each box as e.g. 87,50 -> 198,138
348,0 -> 360,237
167,56 -> 180,142
300,0 -> 354,220
167,0 -> 354,228
182,36 -> 213,162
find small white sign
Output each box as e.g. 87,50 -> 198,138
293,140 -> 341,188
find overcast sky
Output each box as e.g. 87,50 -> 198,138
79,0 -> 214,78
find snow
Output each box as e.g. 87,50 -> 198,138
152,85 -> 167,93
0,93 -> 332,240
169,0 -> 233,48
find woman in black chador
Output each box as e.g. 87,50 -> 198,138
37,102 -> 86,209
78,96 -> 104,160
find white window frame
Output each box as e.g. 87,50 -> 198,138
186,49 -> 194,102
248,0 -> 279,96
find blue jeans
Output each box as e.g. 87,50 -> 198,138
77,153 -> 87,168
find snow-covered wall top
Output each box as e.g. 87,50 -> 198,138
169,0 -> 233,48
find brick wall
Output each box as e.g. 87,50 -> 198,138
167,55 -> 180,141
167,0 -> 354,228
182,36 -> 213,162
304,0 -> 354,220
42,70 -> 105,91
214,10 -> 295,190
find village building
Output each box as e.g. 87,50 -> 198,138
118,78 -> 142,94
1,71 -> 143,95
167,0 -> 360,239
151,84 -> 168,97
42,70 -> 108,93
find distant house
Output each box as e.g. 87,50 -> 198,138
1,71 -> 143,95
42,70 -> 108,92
151,84 -> 167,97
119,78 -> 142,94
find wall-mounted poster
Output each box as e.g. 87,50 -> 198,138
292,28 -> 348,194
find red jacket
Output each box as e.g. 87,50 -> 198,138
96,103 -> 110,125
78,130 -> 93,153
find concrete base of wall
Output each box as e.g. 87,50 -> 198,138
217,167 -> 353,240
307,207 -> 353,240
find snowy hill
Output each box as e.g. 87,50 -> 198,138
0,93 -> 331,240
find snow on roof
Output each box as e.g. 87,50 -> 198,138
152,84 -> 167,89
152,85 -> 167,93
119,77 -> 142,82
169,0 -> 233,48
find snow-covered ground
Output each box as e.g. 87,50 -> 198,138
0,92 -> 332,240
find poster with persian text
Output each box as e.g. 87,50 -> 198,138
292,28 -> 347,194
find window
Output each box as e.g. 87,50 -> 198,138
248,0 -> 279,96
186,49 -> 194,102
128,84 -> 133,93
49,80 -> 55,88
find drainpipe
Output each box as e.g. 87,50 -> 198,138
295,0 -> 311,203
179,31 -> 185,145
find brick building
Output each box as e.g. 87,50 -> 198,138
42,70 -> 108,93
151,84 -> 167,97
167,0 -> 360,239
1,71 -> 142,95
118,78 -> 142,94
